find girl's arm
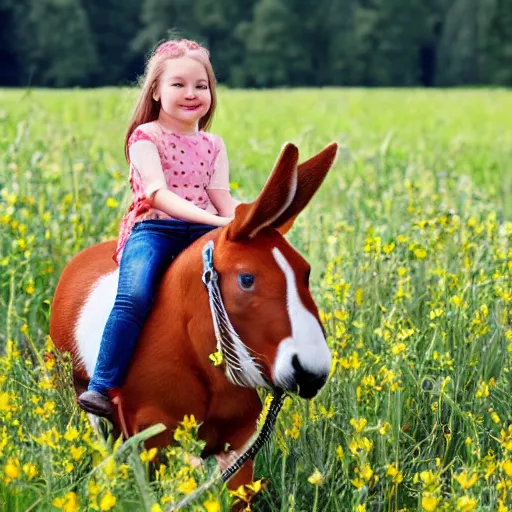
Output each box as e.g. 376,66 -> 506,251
207,190 -> 241,218
207,137 -> 240,218
130,139 -> 231,227
152,189 -> 231,227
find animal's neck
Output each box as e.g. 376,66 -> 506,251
159,229 -> 228,386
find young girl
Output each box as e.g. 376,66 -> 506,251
78,39 -> 238,418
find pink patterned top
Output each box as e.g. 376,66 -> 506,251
113,121 -> 229,264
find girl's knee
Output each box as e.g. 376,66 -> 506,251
114,288 -> 154,317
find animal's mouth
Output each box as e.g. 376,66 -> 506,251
272,354 -> 329,399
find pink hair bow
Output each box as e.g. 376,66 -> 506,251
155,40 -> 210,59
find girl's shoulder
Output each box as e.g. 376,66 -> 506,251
128,122 -> 161,147
199,131 -> 224,159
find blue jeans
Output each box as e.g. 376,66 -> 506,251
88,219 -> 217,394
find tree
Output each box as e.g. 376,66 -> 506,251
487,0 -> 512,85
15,0 -> 98,87
82,0 -> 143,86
0,0 -> 21,85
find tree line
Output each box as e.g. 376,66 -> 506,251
1,0 -> 511,88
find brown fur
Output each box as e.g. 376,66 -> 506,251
50,142 -> 338,491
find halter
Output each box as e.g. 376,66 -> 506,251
201,240 -> 269,388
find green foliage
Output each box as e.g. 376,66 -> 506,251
1,0 -> 512,87
13,0 -> 98,87
1,88 -> 512,510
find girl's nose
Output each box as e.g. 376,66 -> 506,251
185,88 -> 196,99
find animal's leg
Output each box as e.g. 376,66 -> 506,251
214,421 -> 258,490
132,406 -> 176,449
72,372 -> 89,398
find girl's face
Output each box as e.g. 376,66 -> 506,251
154,56 -> 212,131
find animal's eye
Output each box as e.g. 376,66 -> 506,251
238,273 -> 255,290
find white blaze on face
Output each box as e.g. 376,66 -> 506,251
271,248 -> 332,389
74,270 -> 119,377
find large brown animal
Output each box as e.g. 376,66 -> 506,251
50,142 -> 338,489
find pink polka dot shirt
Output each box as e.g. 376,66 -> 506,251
113,121 -> 229,263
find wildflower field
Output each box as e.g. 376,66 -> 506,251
1,87 -> 512,511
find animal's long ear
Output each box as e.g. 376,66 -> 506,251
227,143 -> 299,241
273,142 -> 338,235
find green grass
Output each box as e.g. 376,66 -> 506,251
1,87 -> 512,511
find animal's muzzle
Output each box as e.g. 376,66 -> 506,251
290,354 -> 328,399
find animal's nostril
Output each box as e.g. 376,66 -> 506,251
291,354 -> 327,399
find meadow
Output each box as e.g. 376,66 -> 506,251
1,87 -> 512,511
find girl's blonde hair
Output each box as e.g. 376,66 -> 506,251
124,39 -> 217,161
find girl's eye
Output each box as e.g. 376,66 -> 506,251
172,83 -> 183,87
198,84 -> 208,89
238,273 -> 255,290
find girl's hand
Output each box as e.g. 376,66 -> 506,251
217,216 -> 234,227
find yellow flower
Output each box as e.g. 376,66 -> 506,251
88,478 -> 100,496
450,295 -> 463,307
99,491 -> 117,511
457,496 -> 477,511
209,351 -> 223,366
52,492 -> 79,512
498,499 -> 509,512
308,468 -> 324,485
120,464 -> 130,479
151,504 -> 163,512
246,480 -> 263,493
178,476 -> 197,495
429,308 -> 444,320
285,426 -> 300,439
475,379 -> 490,398
140,447 -> 158,462
391,343 -> 407,356
336,445 -> 344,460
182,414 -> 198,430
414,247 -> 427,259
64,427 -> 80,442
454,470 -> 478,490
0,392 -> 12,412
420,471 -> 438,491
379,422 -> 391,436
22,463 -> 38,480
106,198 -> 119,208
499,425 -> 512,450
422,494 -> 440,511
361,464 -> 373,481
103,458 -> 116,478
203,499 -> 221,512
502,460 -> 512,477
351,477 -> 365,489
350,418 -> 367,433
356,505 -> 366,512
386,464 -> 403,484
4,459 -> 21,479
383,242 -> 395,254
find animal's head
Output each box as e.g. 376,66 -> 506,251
212,142 -> 338,399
